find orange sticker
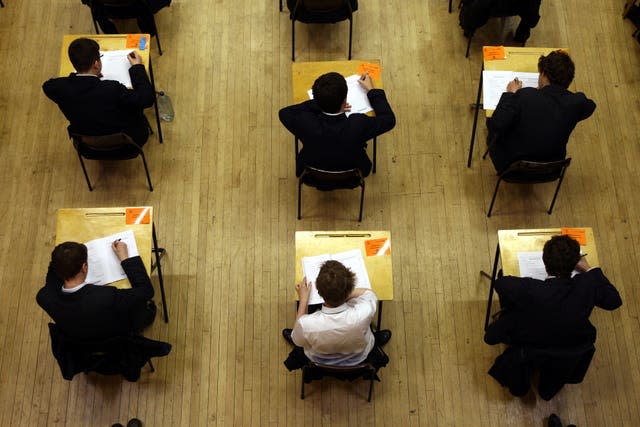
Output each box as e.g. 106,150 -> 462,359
561,228 -> 587,245
126,34 -> 141,48
126,207 -> 151,224
483,46 -> 506,61
357,62 -> 382,80
365,238 -> 391,256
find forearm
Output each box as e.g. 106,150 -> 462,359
295,298 -> 309,322
121,256 -> 154,300
128,65 -> 155,108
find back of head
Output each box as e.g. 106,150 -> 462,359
312,72 -> 348,114
68,38 -> 100,73
542,235 -> 580,278
316,260 -> 355,306
52,242 -> 88,281
538,50 -> 575,88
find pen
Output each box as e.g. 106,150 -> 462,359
360,72 -> 368,80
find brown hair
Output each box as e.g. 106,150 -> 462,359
316,260 -> 355,306
51,242 -> 88,281
538,50 -> 575,89
542,235 -> 581,278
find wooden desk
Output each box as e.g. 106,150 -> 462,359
58,34 -> 163,143
55,206 -> 169,322
467,46 -> 568,167
295,230 -> 393,329
290,60 -> 383,172
484,227 -> 598,329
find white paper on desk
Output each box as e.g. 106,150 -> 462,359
85,229 -> 139,286
301,249 -> 372,305
517,251 -> 579,280
306,74 -> 373,117
100,49 -> 134,88
482,70 -> 539,110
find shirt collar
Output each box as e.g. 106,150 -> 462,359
321,303 -> 348,314
321,111 -> 344,116
62,281 -> 89,293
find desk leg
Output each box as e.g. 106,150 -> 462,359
484,243 -> 500,330
377,301 -> 383,332
149,58 -> 164,143
152,223 -> 169,323
467,63 -> 484,168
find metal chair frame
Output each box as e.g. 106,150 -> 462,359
297,166 -> 365,221
301,361 -> 376,402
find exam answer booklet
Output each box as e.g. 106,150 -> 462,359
99,50 -> 134,88
306,74 -> 373,116
482,70 -> 539,110
85,230 -> 139,286
517,251 -> 579,280
301,249 -> 371,305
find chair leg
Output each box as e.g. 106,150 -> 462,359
465,32 -> 473,58
448,0 -> 452,13
147,358 -> 155,372
367,375 -> 374,402
92,18 -> 99,34
297,181 -> 303,220
358,181 -> 365,222
548,167 -> 568,214
292,20 -> 296,61
139,152 -> 154,191
77,154 -> 93,191
348,17 -> 353,60
372,137 -> 377,174
487,177 -> 503,217
300,368 -> 306,399
154,32 -> 163,56
279,0 -> 283,11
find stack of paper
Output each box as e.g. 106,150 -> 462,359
100,49 -> 134,88
482,70 -> 539,110
85,229 -> 139,286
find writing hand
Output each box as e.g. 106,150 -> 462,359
506,77 -> 522,93
575,254 -> 590,273
358,72 -> 373,92
127,51 -> 143,66
111,240 -> 129,261
295,277 -> 312,301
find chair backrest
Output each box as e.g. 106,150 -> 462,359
289,0 -> 354,20
500,158 -> 571,184
70,132 -> 141,159
299,166 -> 364,191
302,0 -> 348,12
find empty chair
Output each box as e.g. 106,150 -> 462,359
487,158 -> 571,217
85,0 -> 170,55
70,132 -> 154,191
300,360 -> 378,401
459,0 -> 541,57
287,0 -> 357,61
297,166 -> 365,221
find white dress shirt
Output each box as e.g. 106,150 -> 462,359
291,290 -> 377,366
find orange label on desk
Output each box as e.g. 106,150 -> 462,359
357,62 -> 382,80
126,207 -> 150,224
561,228 -> 587,245
483,46 -> 506,60
126,34 -> 147,49
365,238 -> 391,256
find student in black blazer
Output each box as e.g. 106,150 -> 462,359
36,241 -> 155,342
42,37 -> 155,146
279,72 -> 396,177
487,50 -> 596,173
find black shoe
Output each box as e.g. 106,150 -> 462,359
127,419 -> 142,427
548,413 -> 563,427
282,328 -> 294,345
374,329 -> 392,347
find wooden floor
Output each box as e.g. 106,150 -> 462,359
1,0 -> 639,425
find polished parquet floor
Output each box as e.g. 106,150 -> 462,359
1,0 -> 639,426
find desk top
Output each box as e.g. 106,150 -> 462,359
55,207 -> 154,289
295,230 -> 393,300
291,60 -> 383,105
497,227 -> 599,277
59,34 -> 151,77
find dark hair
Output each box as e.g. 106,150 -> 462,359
312,72 -> 348,113
316,260 -> 355,306
542,235 -> 581,278
538,50 -> 575,88
51,242 -> 88,281
68,38 -> 100,73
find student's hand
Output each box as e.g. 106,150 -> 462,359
358,73 -> 374,92
127,51 -> 143,66
112,240 -> 129,261
506,77 -> 522,93
575,255 -> 590,273
342,102 -> 352,113
295,277 -> 312,302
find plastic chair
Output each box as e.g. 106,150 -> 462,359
287,0 -> 357,61
70,132 -> 154,191
87,0 -> 169,55
297,166 -> 365,221
301,360 -> 377,401
487,158 -> 571,217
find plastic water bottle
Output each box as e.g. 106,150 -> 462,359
156,91 -> 174,122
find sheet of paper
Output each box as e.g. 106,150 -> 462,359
301,249 -> 372,305
517,251 -> 580,280
85,229 -> 140,286
100,49 -> 134,88
482,70 -> 539,110
306,74 -> 373,117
